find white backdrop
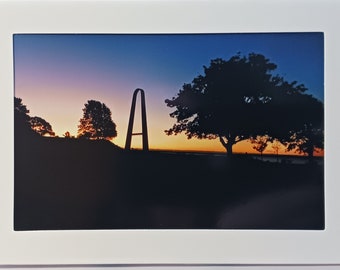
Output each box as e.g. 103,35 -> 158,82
0,0 -> 339,266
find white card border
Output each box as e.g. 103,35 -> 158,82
0,0 -> 339,266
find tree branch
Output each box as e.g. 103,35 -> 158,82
219,136 -> 228,148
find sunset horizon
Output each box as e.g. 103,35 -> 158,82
14,33 -> 324,156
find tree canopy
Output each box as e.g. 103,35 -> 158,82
29,116 -> 55,137
77,100 -> 117,140
14,97 -> 55,137
165,53 -> 324,156
281,93 -> 324,157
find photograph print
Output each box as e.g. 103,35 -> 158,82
14,33 -> 324,230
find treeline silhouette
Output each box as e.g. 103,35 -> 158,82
14,97 -> 117,141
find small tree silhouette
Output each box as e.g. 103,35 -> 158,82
250,135 -> 269,159
63,131 -> 71,138
271,139 -> 281,162
29,116 -> 55,137
77,100 -> 117,140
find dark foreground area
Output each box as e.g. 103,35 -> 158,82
14,133 -> 324,230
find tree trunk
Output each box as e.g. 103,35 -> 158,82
307,146 -> 314,161
219,136 -> 234,156
226,142 -> 233,156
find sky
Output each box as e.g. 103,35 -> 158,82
13,33 -> 324,154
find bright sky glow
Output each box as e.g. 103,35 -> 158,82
13,33 -> 324,154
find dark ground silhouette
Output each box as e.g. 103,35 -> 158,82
14,132 -> 324,230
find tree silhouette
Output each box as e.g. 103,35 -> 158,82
165,53 -> 314,156
268,89 -> 324,158
14,97 -> 36,140
29,116 -> 55,137
77,100 -> 117,140
271,139 -> 281,162
14,97 -> 30,129
250,135 -> 270,158
63,131 -> 72,138
15,97 -> 56,137
287,125 -> 323,158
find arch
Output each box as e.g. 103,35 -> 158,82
125,88 -> 149,151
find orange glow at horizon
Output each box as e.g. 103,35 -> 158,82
114,133 -> 324,157
15,88 -> 324,158
18,87 -> 323,158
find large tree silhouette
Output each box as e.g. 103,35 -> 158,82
77,100 -> 117,140
165,53 -> 323,156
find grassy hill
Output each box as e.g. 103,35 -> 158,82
14,132 -> 324,230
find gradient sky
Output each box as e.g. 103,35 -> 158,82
13,33 -> 324,154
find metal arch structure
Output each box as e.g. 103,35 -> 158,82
125,88 -> 149,151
